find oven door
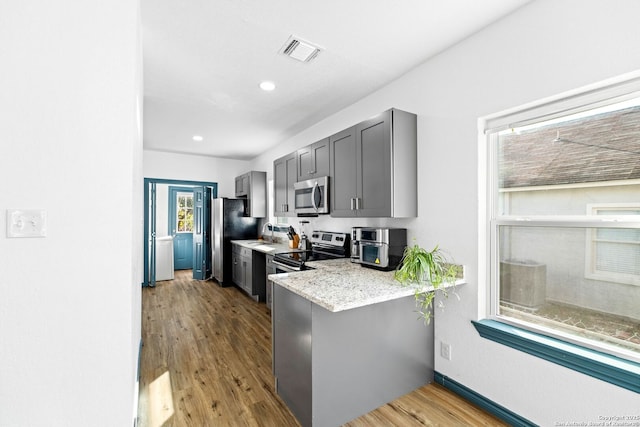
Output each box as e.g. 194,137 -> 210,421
359,242 -> 389,268
273,259 -> 303,273
294,176 -> 329,215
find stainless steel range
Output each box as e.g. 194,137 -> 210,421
272,231 -> 350,273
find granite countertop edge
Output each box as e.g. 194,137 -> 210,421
269,258 -> 465,313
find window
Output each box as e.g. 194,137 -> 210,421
176,192 -> 194,233
586,204 -> 640,285
482,73 -> 640,364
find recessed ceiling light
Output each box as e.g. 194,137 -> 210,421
260,81 -> 276,91
192,135 -> 203,142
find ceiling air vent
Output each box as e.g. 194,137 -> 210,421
280,36 -> 321,63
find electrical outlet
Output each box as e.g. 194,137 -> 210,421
440,341 -> 452,360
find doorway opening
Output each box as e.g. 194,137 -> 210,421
144,178 -> 217,287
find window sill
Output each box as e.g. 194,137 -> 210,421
472,319 -> 640,393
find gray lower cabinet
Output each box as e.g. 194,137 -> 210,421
330,108 -> 417,217
274,152 -> 297,217
273,285 -> 312,425
297,137 -> 330,181
250,251 -> 266,301
231,243 -> 266,301
242,251 -> 253,295
231,243 -> 244,288
272,284 -> 433,427
265,254 -> 275,310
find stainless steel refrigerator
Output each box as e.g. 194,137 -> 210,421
212,198 -> 259,286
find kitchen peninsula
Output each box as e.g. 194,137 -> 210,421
269,259 -> 463,427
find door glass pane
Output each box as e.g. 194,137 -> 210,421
176,193 -> 194,233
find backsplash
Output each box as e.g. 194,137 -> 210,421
263,215 -> 420,240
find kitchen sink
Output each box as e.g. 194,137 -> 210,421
239,240 -> 278,252
253,244 -> 277,252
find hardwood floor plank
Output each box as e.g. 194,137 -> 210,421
138,270 -> 508,426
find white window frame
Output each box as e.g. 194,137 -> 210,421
479,70 -> 640,362
585,203 -> 640,286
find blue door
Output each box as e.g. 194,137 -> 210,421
169,186 -> 194,270
143,181 -> 158,287
149,182 -> 157,285
192,186 -> 212,280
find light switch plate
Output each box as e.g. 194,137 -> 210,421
7,209 -> 47,238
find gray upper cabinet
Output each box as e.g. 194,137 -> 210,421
235,174 -> 250,197
234,171 -> 266,217
297,137 -> 330,181
330,108 -> 417,218
329,126 -> 358,216
274,152 -> 297,217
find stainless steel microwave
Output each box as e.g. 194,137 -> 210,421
293,176 -> 329,215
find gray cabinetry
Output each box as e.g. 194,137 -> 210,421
265,253 -> 275,310
330,108 -> 417,218
232,243 -> 251,293
357,111 -> 392,216
235,174 -> 249,196
297,137 -> 330,181
251,251 -> 266,302
234,171 -> 266,217
242,251 -> 253,295
273,285 -> 312,425
231,243 -> 266,302
328,126 -> 358,217
273,152 -> 297,217
272,284 -> 433,427
231,243 -> 244,289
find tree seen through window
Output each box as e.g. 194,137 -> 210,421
177,193 -> 194,233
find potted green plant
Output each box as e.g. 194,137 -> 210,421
394,242 -> 461,324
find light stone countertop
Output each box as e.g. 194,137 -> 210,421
231,239 -> 295,254
269,258 -> 464,313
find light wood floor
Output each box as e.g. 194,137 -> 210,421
138,270 -> 508,426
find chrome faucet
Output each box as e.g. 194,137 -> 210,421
262,222 -> 274,243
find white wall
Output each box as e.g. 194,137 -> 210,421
0,2 -> 142,427
143,150 -> 251,198
250,0 -> 640,424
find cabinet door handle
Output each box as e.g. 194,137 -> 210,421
350,198 -> 355,210
355,197 -> 361,210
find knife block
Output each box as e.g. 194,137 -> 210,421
289,235 -> 300,249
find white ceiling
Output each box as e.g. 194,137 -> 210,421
142,0 -> 530,160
